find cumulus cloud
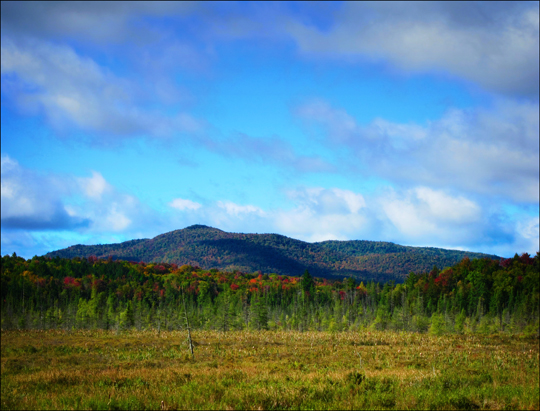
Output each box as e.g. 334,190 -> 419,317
378,187 -> 484,243
273,185 -> 536,255
162,186 -> 539,255
104,204 -> 132,232
78,171 -> 110,199
0,38 -> 204,141
1,155 -> 90,230
62,187 -> 153,235
414,187 -> 480,223
296,99 -> 539,204
186,201 -> 272,235
515,216 -> 540,256
274,187 -> 371,242
0,154 -> 161,235
286,187 -> 366,215
286,2 -> 539,96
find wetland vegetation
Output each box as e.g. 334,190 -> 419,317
2,329 -> 539,410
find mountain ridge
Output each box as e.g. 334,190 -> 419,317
44,225 -> 500,282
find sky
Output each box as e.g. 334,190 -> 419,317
1,1 -> 539,259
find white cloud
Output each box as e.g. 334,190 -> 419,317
275,187 -> 371,242
379,187 -> 483,243
78,171 -> 109,199
296,99 -> 539,204
169,198 -> 202,211
105,204 -> 132,232
261,184 -> 536,256
0,156 -> 18,199
381,199 -> 437,240
217,201 -> 266,217
286,187 -> 366,215
414,187 -> 480,224
164,186 -> 533,256
295,99 -> 430,151
286,2 -> 539,96
276,209 -> 369,243
63,189 -> 151,235
1,38 -> 204,140
1,154 -> 88,230
332,188 -> 366,214
0,154 -> 162,235
1,153 -> 19,169
515,216 -> 540,255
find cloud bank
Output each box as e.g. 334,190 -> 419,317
296,99 -> 539,204
0,155 -> 160,236
1,39 -> 204,141
286,2 -> 539,97
167,186 -> 537,256
1,155 -> 89,230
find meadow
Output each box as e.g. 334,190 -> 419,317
1,329 -> 538,410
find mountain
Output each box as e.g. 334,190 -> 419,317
44,225 -> 500,282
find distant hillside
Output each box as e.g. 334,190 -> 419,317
44,225 -> 500,282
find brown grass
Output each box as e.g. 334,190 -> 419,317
1,329 -> 539,410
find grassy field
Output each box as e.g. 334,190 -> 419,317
1,329 -> 538,410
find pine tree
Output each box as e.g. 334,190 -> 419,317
429,312 -> 445,335
301,270 -> 314,296
119,301 -> 134,330
455,309 -> 466,334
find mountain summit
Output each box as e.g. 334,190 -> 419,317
45,225 -> 499,281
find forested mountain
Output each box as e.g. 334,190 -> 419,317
44,225 -> 499,282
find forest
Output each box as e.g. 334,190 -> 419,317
1,251 -> 538,335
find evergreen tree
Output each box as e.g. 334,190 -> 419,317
119,301 -> 134,330
429,312 -> 445,335
455,309 -> 466,334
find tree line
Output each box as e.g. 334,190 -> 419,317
1,252 -> 538,335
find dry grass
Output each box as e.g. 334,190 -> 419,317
1,329 -> 538,410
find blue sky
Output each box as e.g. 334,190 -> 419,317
1,1 -> 539,259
